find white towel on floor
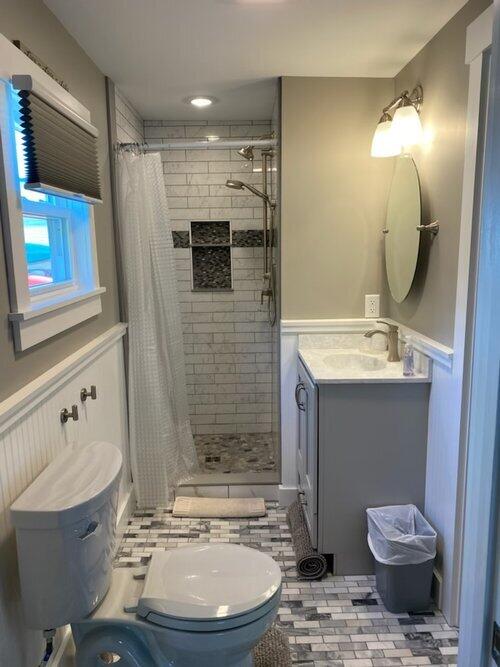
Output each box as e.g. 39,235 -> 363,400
172,496 -> 266,518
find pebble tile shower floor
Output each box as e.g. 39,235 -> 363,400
194,433 -> 278,473
116,503 -> 458,666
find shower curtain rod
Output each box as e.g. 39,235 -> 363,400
118,138 -> 278,151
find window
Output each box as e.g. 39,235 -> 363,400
12,85 -> 94,296
24,214 -> 72,289
0,52 -> 105,351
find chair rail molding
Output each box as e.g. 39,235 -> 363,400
0,323 -> 127,433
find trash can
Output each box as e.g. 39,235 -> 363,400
367,504 -> 437,613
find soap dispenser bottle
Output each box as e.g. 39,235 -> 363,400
403,337 -> 415,376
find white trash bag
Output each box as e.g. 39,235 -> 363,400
367,505 -> 436,566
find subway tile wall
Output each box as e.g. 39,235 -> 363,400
115,88 -> 144,144
144,120 -> 273,435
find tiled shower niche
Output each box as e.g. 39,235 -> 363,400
190,221 -> 232,291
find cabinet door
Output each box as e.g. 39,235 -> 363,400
297,361 -> 318,547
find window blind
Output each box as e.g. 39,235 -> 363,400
17,89 -> 102,204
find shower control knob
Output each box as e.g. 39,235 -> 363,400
80,385 -> 97,402
260,287 -> 272,305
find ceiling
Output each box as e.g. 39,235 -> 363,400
44,0 -> 468,121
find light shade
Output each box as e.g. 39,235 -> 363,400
392,104 -> 423,147
371,118 -> 401,158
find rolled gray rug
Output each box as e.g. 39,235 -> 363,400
286,498 -> 328,580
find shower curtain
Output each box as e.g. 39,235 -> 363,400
117,151 -> 198,506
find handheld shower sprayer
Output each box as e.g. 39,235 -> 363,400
225,179 -> 273,207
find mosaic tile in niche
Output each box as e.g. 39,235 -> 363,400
192,245 -> 231,289
232,229 -> 264,247
172,231 -> 189,248
191,220 -> 230,245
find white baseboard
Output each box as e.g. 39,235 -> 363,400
279,485 -> 298,506
116,485 -> 136,543
432,567 -> 444,616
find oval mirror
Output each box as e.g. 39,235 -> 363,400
385,156 -> 421,303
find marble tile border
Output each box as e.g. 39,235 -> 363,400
172,228 -> 265,249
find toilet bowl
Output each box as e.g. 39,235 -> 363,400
73,543 -> 282,666
10,442 -> 282,667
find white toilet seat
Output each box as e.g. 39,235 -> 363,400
137,544 -> 282,629
144,588 -> 282,633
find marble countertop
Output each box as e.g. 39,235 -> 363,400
299,347 -> 432,384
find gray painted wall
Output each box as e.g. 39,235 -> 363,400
0,0 -> 120,401
280,76 -> 394,320
280,0 -> 491,346
386,0 -> 492,346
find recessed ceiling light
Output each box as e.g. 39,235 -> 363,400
187,96 -> 217,108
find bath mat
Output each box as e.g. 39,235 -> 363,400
286,498 -> 328,579
172,496 -> 266,518
253,625 -> 292,667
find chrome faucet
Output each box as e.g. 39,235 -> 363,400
364,320 -> 400,362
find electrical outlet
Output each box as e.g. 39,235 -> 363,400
365,294 -> 380,318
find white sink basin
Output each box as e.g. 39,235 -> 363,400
323,352 -> 386,372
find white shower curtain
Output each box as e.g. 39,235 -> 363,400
117,151 -> 198,506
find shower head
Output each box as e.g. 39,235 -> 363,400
237,145 -> 254,161
225,179 -> 245,190
225,179 -> 271,205
236,133 -> 274,162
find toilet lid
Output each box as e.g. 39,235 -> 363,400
137,544 -> 282,621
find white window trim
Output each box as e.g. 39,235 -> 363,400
0,32 -> 105,351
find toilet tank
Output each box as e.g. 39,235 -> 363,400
10,441 -> 122,630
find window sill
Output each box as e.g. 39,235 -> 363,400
9,287 -> 106,351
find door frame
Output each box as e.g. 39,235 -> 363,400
450,5 -> 493,626
458,2 -> 500,664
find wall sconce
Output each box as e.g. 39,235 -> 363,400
371,85 -> 424,158
371,111 -> 402,158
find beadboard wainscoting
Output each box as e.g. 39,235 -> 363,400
280,318 -> 459,622
0,324 -> 132,667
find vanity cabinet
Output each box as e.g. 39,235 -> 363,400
296,357 -> 429,574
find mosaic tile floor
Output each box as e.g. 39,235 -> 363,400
116,503 -> 458,666
194,432 -> 278,473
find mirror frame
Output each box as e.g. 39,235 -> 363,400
384,156 -> 422,303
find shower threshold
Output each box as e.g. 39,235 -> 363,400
179,470 -> 279,487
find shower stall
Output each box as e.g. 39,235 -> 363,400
118,111 -> 281,487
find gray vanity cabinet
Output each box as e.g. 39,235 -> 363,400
296,358 -> 429,575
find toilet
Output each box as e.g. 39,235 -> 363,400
10,441 -> 282,667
